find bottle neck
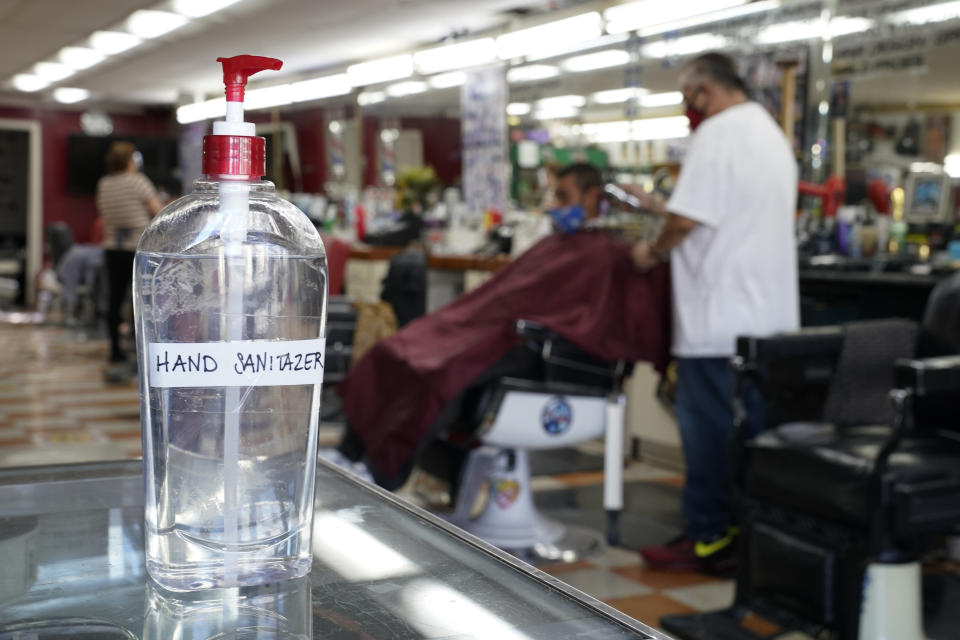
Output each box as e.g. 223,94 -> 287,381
193,177 -> 276,194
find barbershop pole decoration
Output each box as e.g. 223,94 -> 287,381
327,109 -> 347,181
462,64 -> 508,218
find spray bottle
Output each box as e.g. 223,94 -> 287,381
134,55 -> 328,591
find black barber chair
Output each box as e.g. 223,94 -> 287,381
662,319 -> 960,640
325,296 -> 357,385
321,296 -> 357,423
418,320 -> 633,557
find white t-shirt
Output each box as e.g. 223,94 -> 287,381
666,101 -> 799,357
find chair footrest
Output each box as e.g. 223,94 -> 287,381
895,478 -> 960,534
661,609 -> 790,640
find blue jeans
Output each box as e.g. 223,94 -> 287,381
675,357 -> 765,541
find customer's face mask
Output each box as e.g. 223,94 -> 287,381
132,150 -> 143,169
548,203 -> 586,233
550,177 -> 590,233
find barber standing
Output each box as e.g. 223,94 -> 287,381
629,53 -> 799,572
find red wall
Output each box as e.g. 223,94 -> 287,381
247,107 -> 328,193
0,105 -> 176,245
250,108 -> 463,190
1,101 -> 464,248
399,116 -> 462,186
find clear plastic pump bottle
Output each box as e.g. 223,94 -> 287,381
134,55 -> 328,591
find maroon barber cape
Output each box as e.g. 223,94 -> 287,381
337,231 -> 671,477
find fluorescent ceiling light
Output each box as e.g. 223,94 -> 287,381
507,102 -> 531,116
12,74 -> 48,92
127,10 -> 188,39
497,13 -> 602,60
34,62 -> 74,82
347,54 -> 413,87
172,0 -> 241,18
289,74 -> 351,102
526,34 -> 628,62
605,0 -> 748,35
414,38 -> 495,74
176,97 -> 226,124
582,116 -> 689,143
534,106 -> 580,120
506,64 -> 559,83
888,1 -> 960,25
640,91 -> 684,107
53,87 -> 90,104
757,16 -> 873,44
244,85 -> 292,110
358,90 -> 386,106
591,87 -> 649,104
59,47 -> 105,70
561,49 -> 630,72
386,80 -> 427,97
428,71 -> 466,89
641,34 -> 729,59
537,95 -> 586,109
633,118 -> 690,141
89,31 -> 141,55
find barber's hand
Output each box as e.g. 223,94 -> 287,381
618,185 -> 667,216
631,241 -> 660,272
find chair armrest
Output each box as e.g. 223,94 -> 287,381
894,355 -> 960,397
736,327 -> 844,366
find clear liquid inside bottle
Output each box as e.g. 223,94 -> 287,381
134,178 -> 327,591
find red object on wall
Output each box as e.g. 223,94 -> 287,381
867,178 -> 891,215
322,234 -> 350,296
0,105 -> 176,245
798,175 -> 847,217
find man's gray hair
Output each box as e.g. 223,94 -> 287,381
682,52 -> 749,95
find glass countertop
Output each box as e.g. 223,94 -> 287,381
0,460 -> 667,639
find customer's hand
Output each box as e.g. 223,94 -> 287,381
631,241 -> 660,272
618,185 -> 668,216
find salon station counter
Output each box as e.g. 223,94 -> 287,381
344,245 -> 511,312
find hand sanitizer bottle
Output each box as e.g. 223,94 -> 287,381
134,55 -> 328,591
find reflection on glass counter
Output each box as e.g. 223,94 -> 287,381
0,461 -> 666,640
144,577 -> 311,640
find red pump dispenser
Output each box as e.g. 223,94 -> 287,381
202,55 -> 283,178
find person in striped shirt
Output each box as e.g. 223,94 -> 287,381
96,141 -> 163,363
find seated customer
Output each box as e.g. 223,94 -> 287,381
334,163 -> 671,489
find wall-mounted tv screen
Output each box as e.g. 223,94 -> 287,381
67,135 -> 179,195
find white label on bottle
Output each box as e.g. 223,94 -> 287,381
147,338 -> 325,388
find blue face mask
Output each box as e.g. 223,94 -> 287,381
549,204 -> 586,233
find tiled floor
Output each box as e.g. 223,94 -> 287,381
0,323 -> 343,466
0,322 -> 728,633
525,468 -> 737,631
